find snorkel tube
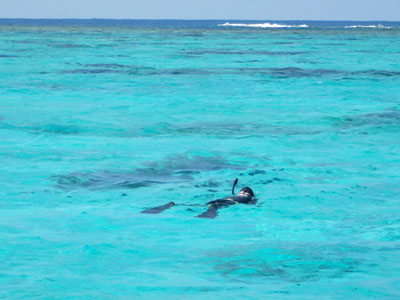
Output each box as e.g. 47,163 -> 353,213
232,178 -> 238,195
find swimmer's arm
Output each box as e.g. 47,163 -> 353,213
141,202 -> 175,214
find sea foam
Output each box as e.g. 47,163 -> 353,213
344,25 -> 391,29
219,22 -> 309,28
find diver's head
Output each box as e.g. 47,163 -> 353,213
238,187 -> 254,198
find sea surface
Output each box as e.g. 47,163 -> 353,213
0,19 -> 399,299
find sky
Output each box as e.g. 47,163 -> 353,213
1,0 -> 399,20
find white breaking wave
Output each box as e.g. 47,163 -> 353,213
218,22 -> 309,28
344,25 -> 392,29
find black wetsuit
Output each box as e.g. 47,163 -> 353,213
197,195 -> 255,218
206,195 -> 254,207
142,188 -> 255,219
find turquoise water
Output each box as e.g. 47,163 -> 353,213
1,20 -> 400,299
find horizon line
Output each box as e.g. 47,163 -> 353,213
0,18 -> 399,22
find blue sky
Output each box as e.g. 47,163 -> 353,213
2,0 -> 399,20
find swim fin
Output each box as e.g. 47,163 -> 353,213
141,202 -> 175,214
196,204 -> 218,219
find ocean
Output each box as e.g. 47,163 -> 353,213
0,19 -> 399,299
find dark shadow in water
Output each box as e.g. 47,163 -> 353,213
1,123 -> 83,135
9,40 -> 41,44
0,54 -> 19,58
51,154 -> 245,190
247,170 -> 267,176
48,43 -> 114,48
211,245 -> 361,283
63,68 -> 122,74
318,43 -> 347,46
140,122 -> 249,137
194,180 -> 221,188
7,112 -> 397,138
8,112 -> 399,140
143,68 -> 215,76
270,41 -> 294,45
52,169 -> 192,190
141,154 -> 243,172
39,124 -> 81,134
96,54 -> 129,58
12,49 -> 31,52
352,70 -> 400,77
1,121 -> 322,138
49,44 -> 87,48
59,65 -> 400,79
140,121 -> 322,137
84,63 -> 127,68
234,59 -> 261,63
334,111 -> 400,129
177,32 -> 204,37
269,67 -> 342,77
182,49 -> 307,56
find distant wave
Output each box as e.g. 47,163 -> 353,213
344,25 -> 392,29
218,22 -> 309,28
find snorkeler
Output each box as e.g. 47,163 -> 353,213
141,178 -> 256,219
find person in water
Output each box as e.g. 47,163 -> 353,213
141,179 -> 255,219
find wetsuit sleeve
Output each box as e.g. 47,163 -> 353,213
141,202 -> 175,214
